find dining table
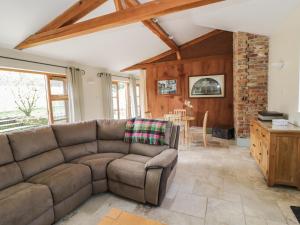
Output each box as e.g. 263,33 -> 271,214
160,114 -> 195,140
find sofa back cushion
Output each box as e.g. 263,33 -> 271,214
97,119 -> 129,154
98,140 -> 129,154
129,143 -> 169,157
0,134 -> 23,190
52,120 -> 97,161
163,122 -> 173,146
8,127 -> 64,179
128,122 -> 173,157
169,125 -> 180,149
97,119 -> 127,140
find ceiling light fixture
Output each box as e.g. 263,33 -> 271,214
152,18 -> 159,23
168,35 -> 174,40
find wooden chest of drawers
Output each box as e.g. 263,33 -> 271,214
250,119 -> 300,189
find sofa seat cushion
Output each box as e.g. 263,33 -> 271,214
107,158 -> 146,189
122,154 -> 151,164
0,182 -> 53,225
71,153 -> 124,181
28,164 -> 91,204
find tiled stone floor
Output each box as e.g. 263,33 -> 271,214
57,138 -> 300,225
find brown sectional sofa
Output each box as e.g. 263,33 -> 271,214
0,119 -> 180,225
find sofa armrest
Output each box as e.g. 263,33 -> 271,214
145,149 -> 178,169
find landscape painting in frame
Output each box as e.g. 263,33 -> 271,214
189,75 -> 225,98
157,79 -> 177,95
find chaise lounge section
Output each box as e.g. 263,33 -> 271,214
0,119 -> 180,225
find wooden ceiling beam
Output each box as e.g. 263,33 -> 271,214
121,29 -> 225,71
114,0 -> 124,11
142,20 -> 179,51
15,0 -> 223,50
180,29 -> 224,49
37,0 -> 107,34
125,54 -> 231,70
124,0 -> 179,51
121,49 -> 176,71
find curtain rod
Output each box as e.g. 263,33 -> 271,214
97,72 -> 133,79
0,55 -> 68,69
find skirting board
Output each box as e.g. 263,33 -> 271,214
236,137 -> 250,147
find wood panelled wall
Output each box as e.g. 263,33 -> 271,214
146,32 -> 233,127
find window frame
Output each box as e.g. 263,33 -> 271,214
112,81 -> 120,119
46,75 -> 69,124
136,84 -> 141,117
0,67 -> 69,125
112,80 -> 131,119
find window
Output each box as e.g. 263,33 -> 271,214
112,80 -> 142,119
0,69 -> 69,133
47,76 -> 69,124
136,84 -> 141,117
112,81 -> 130,119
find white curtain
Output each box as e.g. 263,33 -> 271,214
129,76 -> 138,118
99,73 -> 113,119
67,67 -> 84,122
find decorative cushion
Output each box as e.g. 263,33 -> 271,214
124,119 -> 172,145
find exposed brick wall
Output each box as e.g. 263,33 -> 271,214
233,32 -> 269,138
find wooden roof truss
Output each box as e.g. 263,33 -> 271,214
16,0 -> 223,51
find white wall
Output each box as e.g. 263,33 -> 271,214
0,47 -> 138,121
268,6 -> 300,125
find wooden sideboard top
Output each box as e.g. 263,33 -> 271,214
252,119 -> 300,133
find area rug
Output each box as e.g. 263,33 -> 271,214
98,208 -> 167,225
290,206 -> 300,223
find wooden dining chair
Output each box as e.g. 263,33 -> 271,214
174,109 -> 187,117
164,113 -> 180,123
144,111 -> 152,119
202,111 -> 209,147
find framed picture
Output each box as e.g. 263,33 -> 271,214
189,75 -> 225,98
157,79 -> 177,95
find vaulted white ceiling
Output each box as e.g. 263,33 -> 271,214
0,0 -> 299,71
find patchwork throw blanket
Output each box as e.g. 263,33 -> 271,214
124,118 -> 168,145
